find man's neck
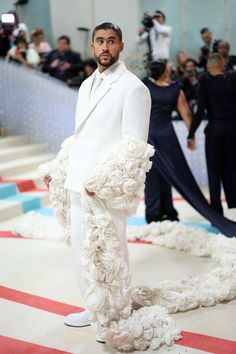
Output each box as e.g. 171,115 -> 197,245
209,69 -> 224,76
59,49 -> 69,55
97,65 -> 108,73
97,60 -> 119,73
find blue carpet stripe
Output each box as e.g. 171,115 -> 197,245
127,216 -> 219,233
6,195 -> 42,213
127,216 -> 146,226
35,208 -> 54,216
0,183 -> 17,199
31,212 -> 219,234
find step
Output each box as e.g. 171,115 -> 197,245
9,171 -> 46,188
0,143 -> 49,162
0,191 -> 49,222
0,204 -> 52,230
0,200 -> 22,221
0,135 -> 28,148
21,190 -> 50,207
0,153 -> 55,178
0,183 -> 17,199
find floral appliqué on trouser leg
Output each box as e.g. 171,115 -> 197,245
82,136 -> 181,351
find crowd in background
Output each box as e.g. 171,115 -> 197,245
0,9 -> 236,99
1,10 -> 236,223
0,10 -> 97,89
137,10 -> 236,116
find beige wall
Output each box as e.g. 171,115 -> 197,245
50,0 -> 140,62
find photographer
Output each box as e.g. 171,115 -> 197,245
137,10 -> 172,61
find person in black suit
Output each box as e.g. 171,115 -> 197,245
198,27 -> 220,69
188,53 -> 236,214
42,35 -> 83,82
217,40 -> 236,72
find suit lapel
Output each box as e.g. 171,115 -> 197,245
76,62 -> 126,134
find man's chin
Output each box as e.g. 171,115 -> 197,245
99,59 -> 113,67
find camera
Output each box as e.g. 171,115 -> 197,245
1,13 -> 15,34
141,13 -> 154,31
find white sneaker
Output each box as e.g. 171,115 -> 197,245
64,310 -> 90,327
96,335 -> 106,344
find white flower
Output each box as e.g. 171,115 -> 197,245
93,213 -> 111,229
86,288 -> 106,312
133,338 -> 147,351
97,187 -> 114,200
122,179 -> 138,196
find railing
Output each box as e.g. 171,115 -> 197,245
0,59 -> 77,152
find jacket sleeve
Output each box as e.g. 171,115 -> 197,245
121,84 -> 151,142
152,20 -> 172,36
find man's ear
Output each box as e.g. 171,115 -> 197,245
120,42 -> 124,52
90,43 -> 94,53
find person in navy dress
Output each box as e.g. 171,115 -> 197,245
144,60 -> 236,237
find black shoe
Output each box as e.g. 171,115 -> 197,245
160,214 -> 179,222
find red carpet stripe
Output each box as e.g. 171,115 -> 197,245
179,331 -> 236,354
0,179 -> 37,192
0,336 -> 71,354
24,188 -> 48,193
1,286 -> 236,352
128,239 -> 153,245
0,286 -> 84,316
0,231 -> 157,245
0,231 -> 23,238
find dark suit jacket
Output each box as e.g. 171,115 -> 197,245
42,49 -> 83,82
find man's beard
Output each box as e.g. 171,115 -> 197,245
95,52 -> 117,67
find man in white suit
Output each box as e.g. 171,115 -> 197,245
45,22 -> 151,328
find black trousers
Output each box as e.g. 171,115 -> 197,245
205,122 -> 236,214
145,125 -> 236,237
145,161 -> 178,222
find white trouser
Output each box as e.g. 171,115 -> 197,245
70,191 -> 129,300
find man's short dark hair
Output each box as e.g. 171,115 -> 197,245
154,10 -> 166,21
58,35 -> 70,45
200,27 -> 210,35
92,22 -> 122,42
184,58 -> 198,68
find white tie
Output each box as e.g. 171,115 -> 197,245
91,73 -> 103,98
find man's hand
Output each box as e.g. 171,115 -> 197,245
60,62 -> 71,71
44,175 -> 52,188
187,137 -> 197,150
138,27 -> 145,35
85,187 -> 95,196
50,59 -> 60,68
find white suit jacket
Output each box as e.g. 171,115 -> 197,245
64,60 -> 151,193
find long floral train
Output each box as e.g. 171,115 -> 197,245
36,135 -> 236,351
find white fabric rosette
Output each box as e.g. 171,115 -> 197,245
81,136 -> 182,351
19,133 -> 232,351
38,135 -> 75,241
